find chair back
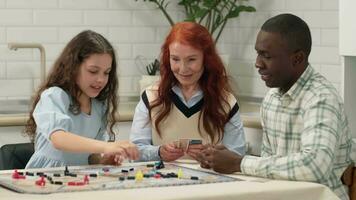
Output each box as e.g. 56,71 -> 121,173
0,143 -> 34,170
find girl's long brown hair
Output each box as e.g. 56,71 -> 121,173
25,30 -> 118,142
151,22 -> 232,143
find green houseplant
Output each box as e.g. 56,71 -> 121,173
136,0 -> 256,43
139,58 -> 161,92
136,0 -> 255,94
146,58 -> 160,75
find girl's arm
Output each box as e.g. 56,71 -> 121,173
51,130 -> 110,153
50,130 -> 139,160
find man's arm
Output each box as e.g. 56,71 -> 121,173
241,96 -> 341,182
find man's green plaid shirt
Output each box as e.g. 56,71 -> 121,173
241,66 -> 353,200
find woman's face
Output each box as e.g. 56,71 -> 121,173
169,42 -> 204,89
76,53 -> 112,100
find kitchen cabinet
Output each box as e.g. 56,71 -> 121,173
340,0 -> 356,138
0,126 -> 30,147
340,0 -> 356,56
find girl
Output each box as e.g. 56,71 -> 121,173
130,22 -> 245,162
25,30 -> 138,168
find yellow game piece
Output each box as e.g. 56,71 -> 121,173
177,168 -> 183,179
135,170 -> 143,181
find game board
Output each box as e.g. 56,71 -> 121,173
0,162 -> 241,194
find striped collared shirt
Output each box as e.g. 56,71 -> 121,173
241,66 -> 352,200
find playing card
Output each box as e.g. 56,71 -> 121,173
175,138 -> 203,152
189,139 -> 202,145
179,139 -> 189,151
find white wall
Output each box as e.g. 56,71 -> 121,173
0,0 -> 340,100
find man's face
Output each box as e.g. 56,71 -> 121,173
254,30 -> 296,93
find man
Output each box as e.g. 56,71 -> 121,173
197,13 -> 353,200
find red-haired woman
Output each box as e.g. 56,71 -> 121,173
130,22 -> 245,162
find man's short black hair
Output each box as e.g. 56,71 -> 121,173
261,13 -> 312,58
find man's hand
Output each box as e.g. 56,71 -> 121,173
159,143 -> 184,162
197,144 -> 243,174
341,164 -> 354,186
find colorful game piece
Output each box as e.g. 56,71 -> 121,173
25,172 -> 34,176
83,175 -> 89,184
129,168 -> 134,171
153,173 -> 161,179
102,167 -> 110,172
67,181 -> 76,186
167,172 -> 178,178
64,166 -> 69,176
135,170 -> 143,181
54,181 -> 63,185
75,182 -> 85,186
155,161 -> 165,169
127,176 -> 135,180
177,168 -> 183,179
36,172 -> 44,176
190,176 -> 199,180
118,176 -> 125,181
53,173 -> 61,177
35,176 -> 46,186
67,181 -> 85,186
146,164 -> 154,168
89,173 -> 97,177
121,169 -> 128,173
12,170 -> 25,179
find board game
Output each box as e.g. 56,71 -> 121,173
0,161 -> 241,194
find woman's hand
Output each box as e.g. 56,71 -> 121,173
186,144 -> 204,160
159,142 -> 184,162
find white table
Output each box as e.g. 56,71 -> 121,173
0,162 -> 340,200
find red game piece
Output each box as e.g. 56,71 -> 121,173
84,175 -> 89,184
68,181 -> 86,186
12,170 -> 25,179
153,174 -> 161,179
35,176 -> 46,186
67,181 -> 76,186
75,182 -> 85,186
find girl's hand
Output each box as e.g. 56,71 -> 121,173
159,143 -> 184,162
115,140 -> 140,161
99,153 -> 124,165
104,140 -> 139,161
